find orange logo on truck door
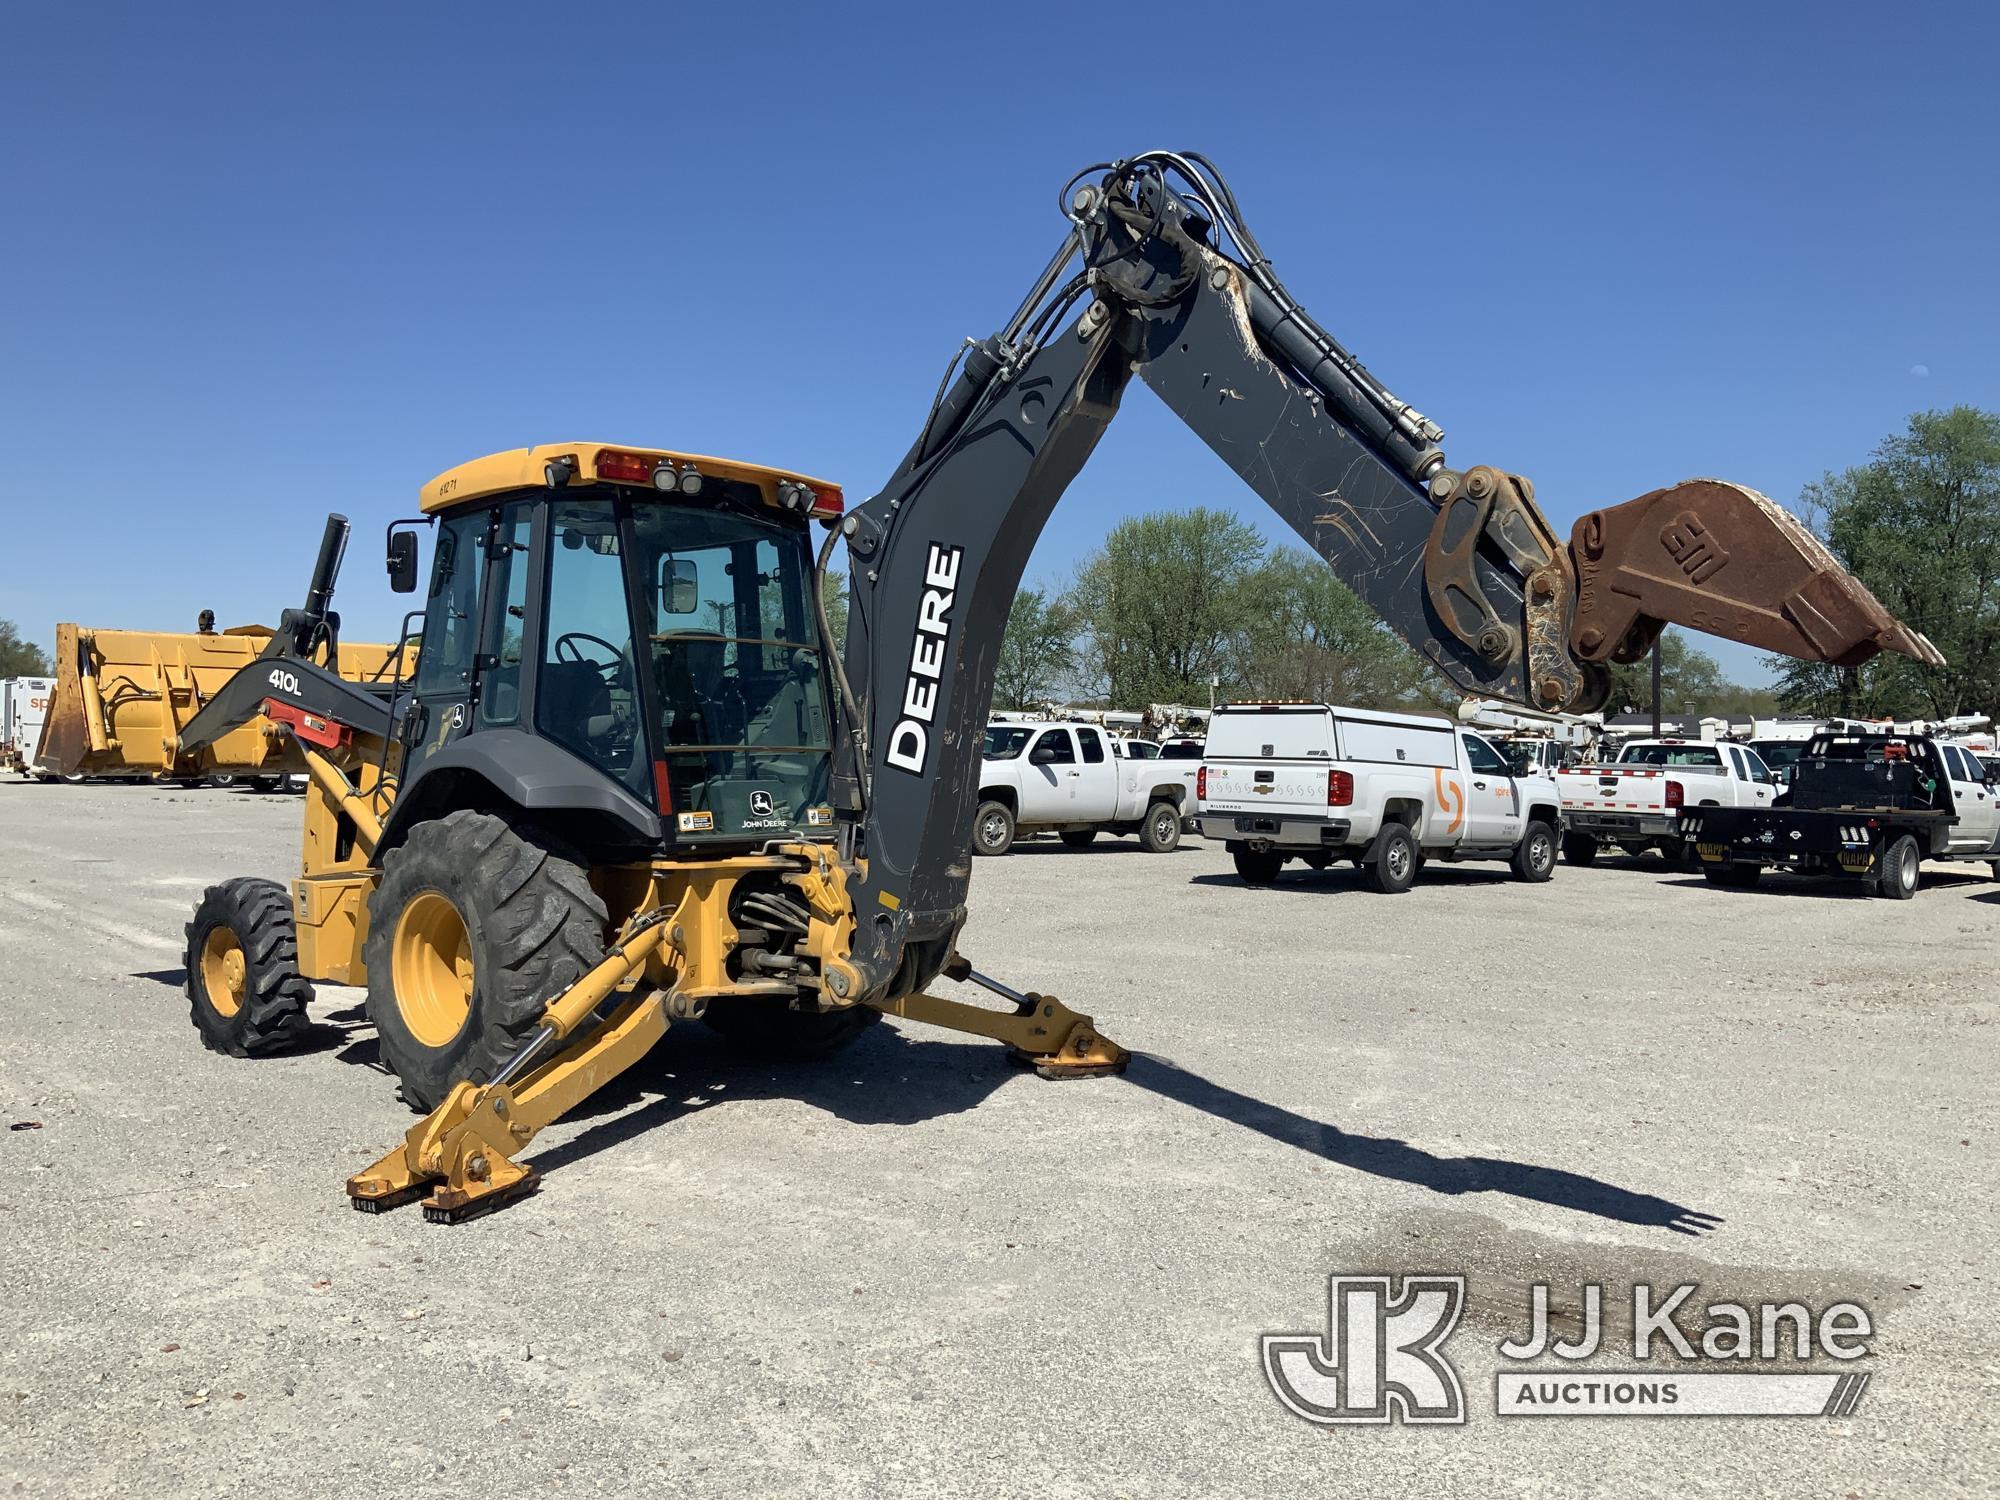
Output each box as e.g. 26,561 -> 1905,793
1433,769 -> 1465,833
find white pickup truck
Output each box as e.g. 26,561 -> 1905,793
973,722 -> 1196,855
1555,738 -> 1779,867
1193,702 -> 1562,892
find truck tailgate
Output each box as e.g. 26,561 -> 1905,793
1200,760 -> 1332,818
1555,766 -> 1682,815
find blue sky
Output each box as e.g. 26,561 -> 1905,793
3,3 -> 1994,686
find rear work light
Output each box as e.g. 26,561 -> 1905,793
1328,769 -> 1354,806
1196,766 -> 1208,799
1664,779 -> 1684,808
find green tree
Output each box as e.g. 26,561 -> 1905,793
1067,508 -> 1265,705
1767,407 -> 2000,718
1602,630 -> 1735,716
1236,549 -> 1433,707
992,587 -> 1078,710
0,619 -> 51,676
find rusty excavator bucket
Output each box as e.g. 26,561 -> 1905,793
1566,479 -> 1941,676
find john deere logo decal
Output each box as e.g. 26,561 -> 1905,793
749,790 -> 775,817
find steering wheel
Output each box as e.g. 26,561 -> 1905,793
555,631 -> 626,684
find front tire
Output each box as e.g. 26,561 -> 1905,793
1875,835 -> 1921,900
1366,824 -> 1418,894
1138,800 -> 1181,853
1562,832 -> 1599,866
364,810 -> 607,1112
1510,820 -> 1557,883
972,800 -> 1016,857
184,877 -> 314,1056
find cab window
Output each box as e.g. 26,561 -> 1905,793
1031,730 -> 1076,764
537,500 -> 643,792
1461,733 -> 1510,776
415,510 -> 487,695
1078,727 -> 1106,763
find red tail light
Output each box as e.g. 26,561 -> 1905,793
1196,766 -> 1208,799
1664,778 -> 1683,808
809,484 -> 844,518
1328,769 -> 1354,806
595,448 -> 660,484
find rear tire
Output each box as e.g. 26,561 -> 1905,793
184,877 -> 314,1057
1366,824 -> 1418,894
972,800 -> 1015,857
1058,829 -> 1097,848
1138,800 -> 1181,853
1233,847 -> 1284,885
1658,839 -> 1695,870
364,810 -> 607,1112
1875,835 -> 1921,900
1510,820 -> 1557,883
1561,832 -> 1599,866
704,998 -> 880,1060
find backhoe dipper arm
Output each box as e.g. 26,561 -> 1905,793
832,152 -> 1936,1003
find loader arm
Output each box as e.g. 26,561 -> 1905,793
832,152 -> 1937,1002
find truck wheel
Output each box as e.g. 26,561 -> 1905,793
1138,801 -> 1181,853
1658,839 -> 1695,870
1561,832 -> 1598,866
972,800 -> 1016,856
364,810 -> 608,1112
1058,829 -> 1097,848
1875,835 -> 1921,900
1366,825 -> 1418,894
1510,820 -> 1557,883
705,997 -> 879,1060
184,877 -> 316,1057
1232,847 -> 1284,885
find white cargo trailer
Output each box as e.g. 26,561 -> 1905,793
2,677 -> 56,774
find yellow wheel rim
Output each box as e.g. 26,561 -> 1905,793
200,928 -> 247,1018
392,890 -> 475,1048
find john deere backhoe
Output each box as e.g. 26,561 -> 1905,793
173,151 -> 1936,1221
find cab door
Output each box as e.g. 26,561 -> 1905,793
1072,726 -> 1120,819
1458,732 -> 1522,845
1019,728 -> 1077,821
1940,745 -> 2000,853
403,502 -> 533,785
1737,746 -> 1779,805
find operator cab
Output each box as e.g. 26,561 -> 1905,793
396,443 -> 843,851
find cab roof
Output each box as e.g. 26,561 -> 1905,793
420,442 -> 842,516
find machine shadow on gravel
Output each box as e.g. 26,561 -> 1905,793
129,968 -> 356,1056
1662,871 -> 1990,899
1121,1053 -> 1724,1235
329,1008 -> 1720,1237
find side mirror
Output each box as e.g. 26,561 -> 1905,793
387,530 -> 420,594
1030,741 -> 1059,764
661,558 -> 699,615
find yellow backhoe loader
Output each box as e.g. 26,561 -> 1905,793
169,152 -> 1938,1222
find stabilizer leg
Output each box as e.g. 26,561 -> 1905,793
867,957 -> 1129,1078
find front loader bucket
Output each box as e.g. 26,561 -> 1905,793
1568,479 -> 1942,671
34,621 -> 405,779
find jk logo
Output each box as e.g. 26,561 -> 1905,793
1262,1275 -> 1467,1425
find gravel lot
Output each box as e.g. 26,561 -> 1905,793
2,779 -> 1994,1497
